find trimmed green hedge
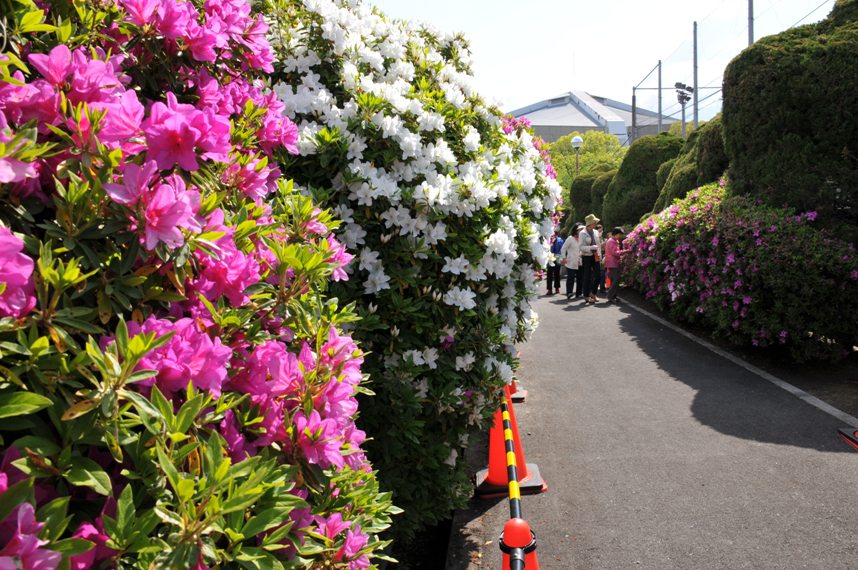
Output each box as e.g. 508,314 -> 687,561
590,169 -> 616,222
722,1 -> 858,241
654,117 -> 728,211
602,133 -> 683,229
568,172 -> 599,223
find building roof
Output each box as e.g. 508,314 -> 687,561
509,90 -> 679,143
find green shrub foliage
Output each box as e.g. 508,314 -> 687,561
590,169 -> 616,222
567,172 -> 599,224
722,4 -> 858,241
623,182 -> 858,361
265,0 -> 560,537
602,133 -> 683,229
654,117 -> 729,212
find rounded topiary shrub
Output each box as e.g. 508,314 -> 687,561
567,172 -> 599,223
590,169 -> 616,222
654,117 -> 729,212
623,181 -> 858,361
0,0 -> 396,567
722,2 -> 858,241
265,0 -> 560,536
602,133 -> 682,229
695,116 -> 729,183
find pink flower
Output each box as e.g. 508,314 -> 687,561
104,160 -> 158,205
293,410 -> 344,469
336,526 -> 370,569
69,521 -> 114,570
143,93 -> 203,170
193,231 -> 261,306
232,340 -> 301,398
325,236 -> 353,282
0,157 -> 37,184
143,174 -> 201,250
27,45 -> 72,86
222,158 -> 279,201
126,316 -> 232,396
120,0 -> 160,25
312,512 -> 350,542
67,50 -> 124,105
154,0 -> 195,40
94,89 -> 145,146
220,410 -> 252,462
0,503 -> 61,570
143,93 -> 231,171
0,227 -> 36,318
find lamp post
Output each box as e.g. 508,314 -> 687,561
674,83 -> 693,138
571,135 -> 583,176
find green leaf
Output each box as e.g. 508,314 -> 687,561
64,457 -> 112,496
116,484 -> 134,542
49,538 -> 94,556
175,394 -> 205,433
156,446 -> 180,493
0,478 -> 34,521
37,497 -> 71,541
176,478 -> 194,503
61,399 -> 98,421
12,435 -> 60,457
0,392 -> 53,419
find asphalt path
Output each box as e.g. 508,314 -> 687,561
447,293 -> 858,570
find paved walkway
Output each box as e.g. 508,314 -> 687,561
447,294 -> 858,569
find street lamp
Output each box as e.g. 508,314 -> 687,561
571,135 -> 583,176
674,82 -> 694,139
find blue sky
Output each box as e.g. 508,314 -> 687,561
368,0 -> 835,120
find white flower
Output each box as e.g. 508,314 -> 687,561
463,126 -> 481,152
359,248 -> 381,271
444,449 -> 458,466
441,255 -> 470,275
341,223 -> 367,248
422,347 -> 439,369
455,351 -> 475,371
443,286 -> 477,310
425,222 -> 447,245
364,268 -> 391,294
403,350 -> 425,366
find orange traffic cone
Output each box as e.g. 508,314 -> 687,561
475,386 -> 547,499
510,378 -> 527,403
500,518 -> 540,570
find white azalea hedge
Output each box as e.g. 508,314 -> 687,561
264,0 -> 560,535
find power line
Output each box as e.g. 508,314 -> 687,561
791,0 -> 830,27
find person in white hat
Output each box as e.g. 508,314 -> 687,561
579,214 -> 602,304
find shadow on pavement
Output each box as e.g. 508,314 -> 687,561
614,302 -> 852,453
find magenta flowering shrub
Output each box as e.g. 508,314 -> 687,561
622,181 -> 858,361
0,1 -> 395,568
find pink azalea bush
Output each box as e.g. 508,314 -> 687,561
0,0 -> 395,568
622,181 -> 858,361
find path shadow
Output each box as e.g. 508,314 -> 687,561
445,429 -> 505,569
614,300 -> 854,453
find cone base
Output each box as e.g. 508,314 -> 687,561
473,463 -> 548,499
511,388 -> 527,403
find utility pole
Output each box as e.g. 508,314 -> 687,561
658,60 -> 662,133
749,0 -> 754,46
693,21 -> 699,129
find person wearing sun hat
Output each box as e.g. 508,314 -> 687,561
579,213 -> 602,304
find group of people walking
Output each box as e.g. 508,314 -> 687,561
546,214 -> 625,305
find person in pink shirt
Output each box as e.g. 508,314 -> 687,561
605,227 -> 624,303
